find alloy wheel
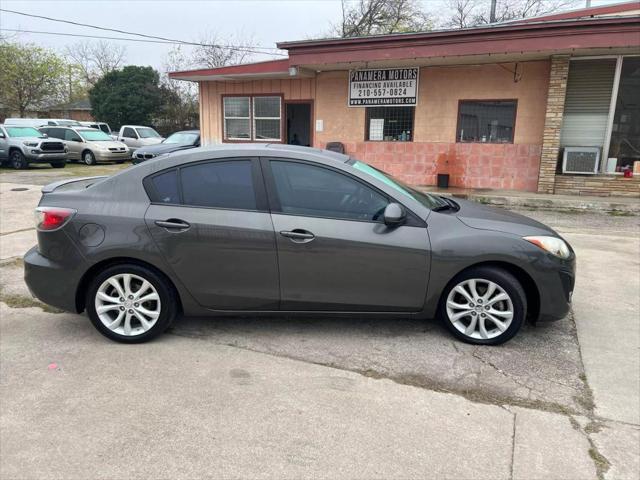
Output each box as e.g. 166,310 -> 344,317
445,278 -> 514,340
94,273 -> 161,336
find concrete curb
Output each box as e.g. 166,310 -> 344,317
417,188 -> 639,214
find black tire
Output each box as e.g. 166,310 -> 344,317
10,150 -> 28,170
82,150 -> 96,165
115,160 -> 125,164
438,266 -> 527,346
50,162 -> 66,168
85,263 -> 178,343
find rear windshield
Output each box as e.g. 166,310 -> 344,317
163,132 -> 198,144
5,127 -> 43,138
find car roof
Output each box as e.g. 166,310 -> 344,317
174,143 -> 351,164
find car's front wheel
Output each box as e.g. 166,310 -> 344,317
86,264 -> 178,343
83,150 -> 96,165
438,266 -> 526,345
10,151 -> 28,169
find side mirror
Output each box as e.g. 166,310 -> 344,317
383,203 -> 406,226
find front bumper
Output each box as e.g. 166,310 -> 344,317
94,150 -> 130,162
536,254 -> 576,322
23,246 -> 84,313
25,152 -> 68,163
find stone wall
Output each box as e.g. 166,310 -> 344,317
554,174 -> 640,197
318,141 -> 542,191
538,55 -> 570,193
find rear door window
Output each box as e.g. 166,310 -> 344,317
150,170 -> 180,204
181,160 -> 257,210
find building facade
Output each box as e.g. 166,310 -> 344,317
171,3 -> 640,197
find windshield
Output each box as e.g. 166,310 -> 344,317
352,160 -> 447,210
79,130 -> 113,141
163,132 -> 198,144
136,127 -> 160,138
5,127 -> 44,138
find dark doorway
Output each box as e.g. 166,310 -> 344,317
286,102 -> 312,147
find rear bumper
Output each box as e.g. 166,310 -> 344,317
23,246 -> 83,312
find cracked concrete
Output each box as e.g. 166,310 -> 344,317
0,175 -> 638,478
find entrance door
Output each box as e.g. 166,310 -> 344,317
286,102 -> 312,147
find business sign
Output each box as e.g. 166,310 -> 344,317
348,68 -> 419,107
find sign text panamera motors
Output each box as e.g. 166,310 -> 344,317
348,68 -> 419,106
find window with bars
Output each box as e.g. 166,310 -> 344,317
223,95 -> 282,141
365,107 -> 414,142
457,100 -> 517,143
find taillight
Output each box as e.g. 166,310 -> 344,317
35,207 -> 76,231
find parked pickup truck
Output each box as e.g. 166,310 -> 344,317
0,125 -> 68,169
117,125 -> 163,151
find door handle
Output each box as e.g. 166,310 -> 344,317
280,229 -> 315,243
155,219 -> 191,231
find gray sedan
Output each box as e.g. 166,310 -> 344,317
24,144 -> 575,345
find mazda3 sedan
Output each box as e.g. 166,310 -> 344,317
24,144 -> 575,345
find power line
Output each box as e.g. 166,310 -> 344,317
0,8 -> 287,56
0,28 -> 285,57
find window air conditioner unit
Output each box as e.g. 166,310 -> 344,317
562,147 -> 600,174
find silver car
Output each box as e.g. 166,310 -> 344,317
39,126 -> 129,165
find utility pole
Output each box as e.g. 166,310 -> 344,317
490,0 -> 497,23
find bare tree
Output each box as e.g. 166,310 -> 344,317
65,40 -> 126,85
191,32 -> 254,69
159,45 -> 199,131
335,0 -> 433,37
443,0 -> 580,28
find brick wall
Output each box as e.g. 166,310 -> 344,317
554,174 -> 640,197
538,55 -> 570,193
318,141 -> 542,191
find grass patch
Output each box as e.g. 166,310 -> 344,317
608,210 -> 636,217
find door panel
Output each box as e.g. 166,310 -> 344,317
271,214 -> 429,312
146,204 -> 279,310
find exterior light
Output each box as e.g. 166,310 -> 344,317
288,66 -> 298,77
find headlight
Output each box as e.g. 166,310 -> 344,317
23,141 -> 39,147
524,236 -> 571,259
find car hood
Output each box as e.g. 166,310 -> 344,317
16,136 -> 50,143
86,140 -> 128,149
137,138 -> 164,145
134,143 -> 194,155
451,198 -> 558,237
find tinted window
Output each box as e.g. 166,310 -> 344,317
123,127 -> 136,138
181,160 -> 256,210
270,161 -> 388,221
64,129 -> 82,141
150,170 -> 180,204
457,100 -> 517,143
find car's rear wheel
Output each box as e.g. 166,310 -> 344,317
438,266 -> 526,345
86,264 -> 177,343
83,150 -> 96,165
10,151 -> 28,169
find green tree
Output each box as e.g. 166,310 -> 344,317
89,66 -> 164,128
0,42 -> 67,116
